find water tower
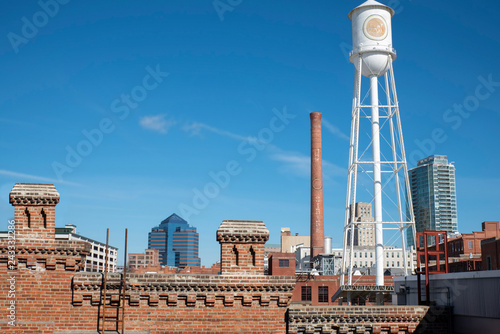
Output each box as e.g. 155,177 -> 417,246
336,0 -> 416,305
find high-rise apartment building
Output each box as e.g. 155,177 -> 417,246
407,155 -> 458,246
148,213 -> 200,268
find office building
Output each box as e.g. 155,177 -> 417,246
128,248 -> 160,270
407,155 -> 458,246
280,227 -> 310,253
56,224 -> 118,272
148,213 -> 200,268
347,203 -> 375,247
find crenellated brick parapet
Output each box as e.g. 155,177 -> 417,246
9,183 -> 60,206
72,272 -> 295,307
287,305 -> 450,334
216,220 -> 270,243
0,239 -> 90,271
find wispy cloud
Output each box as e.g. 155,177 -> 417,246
183,122 -> 257,143
270,151 -> 346,178
182,120 -> 346,179
0,170 -> 82,186
323,118 -> 350,141
139,114 -> 176,134
271,152 -> 310,177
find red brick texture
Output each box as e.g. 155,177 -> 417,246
216,220 -> 269,276
310,112 -> 325,259
72,273 -> 295,333
268,252 -> 296,276
291,275 -> 394,306
287,305 -> 451,334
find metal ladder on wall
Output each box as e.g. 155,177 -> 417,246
98,229 -> 128,333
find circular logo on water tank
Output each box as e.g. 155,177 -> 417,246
363,15 -> 387,41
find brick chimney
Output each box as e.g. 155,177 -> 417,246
217,220 -> 269,275
9,183 -> 60,240
310,112 -> 324,260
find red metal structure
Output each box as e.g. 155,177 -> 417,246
415,230 -> 449,305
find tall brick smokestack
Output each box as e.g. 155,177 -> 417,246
310,112 -> 324,261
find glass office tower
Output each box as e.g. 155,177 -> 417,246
407,155 -> 458,246
148,213 -> 201,268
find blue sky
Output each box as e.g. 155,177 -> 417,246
1,0 -> 499,267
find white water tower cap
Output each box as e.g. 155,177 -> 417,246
348,0 -> 395,20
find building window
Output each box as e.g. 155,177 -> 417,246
301,286 -> 312,301
468,241 -> 473,249
318,286 -> 329,303
279,259 -> 289,268
486,256 -> 492,270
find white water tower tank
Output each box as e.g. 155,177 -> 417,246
349,0 -> 396,78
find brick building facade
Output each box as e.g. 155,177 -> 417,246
482,237 -> 500,270
128,248 -> 159,270
0,183 -> 447,333
448,221 -> 500,272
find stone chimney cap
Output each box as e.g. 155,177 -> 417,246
9,183 -> 60,206
217,220 -> 269,243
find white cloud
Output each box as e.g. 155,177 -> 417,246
0,170 -> 81,186
182,120 -> 346,179
323,118 -> 350,141
182,122 -> 257,143
270,151 -> 346,178
139,114 -> 176,134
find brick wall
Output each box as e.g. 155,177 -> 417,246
72,272 -> 295,333
481,237 -> 500,270
291,275 -> 394,306
1,185 -> 296,333
287,305 -> 451,334
268,252 -> 296,276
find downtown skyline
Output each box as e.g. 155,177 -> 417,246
1,1 -> 500,266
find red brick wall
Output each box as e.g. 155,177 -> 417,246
291,275 -> 394,306
268,252 -> 295,276
219,242 -> 265,275
482,238 -> 500,270
13,205 -> 56,241
287,305 -> 451,333
0,238 -> 90,333
73,273 -> 295,333
449,221 -> 500,257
